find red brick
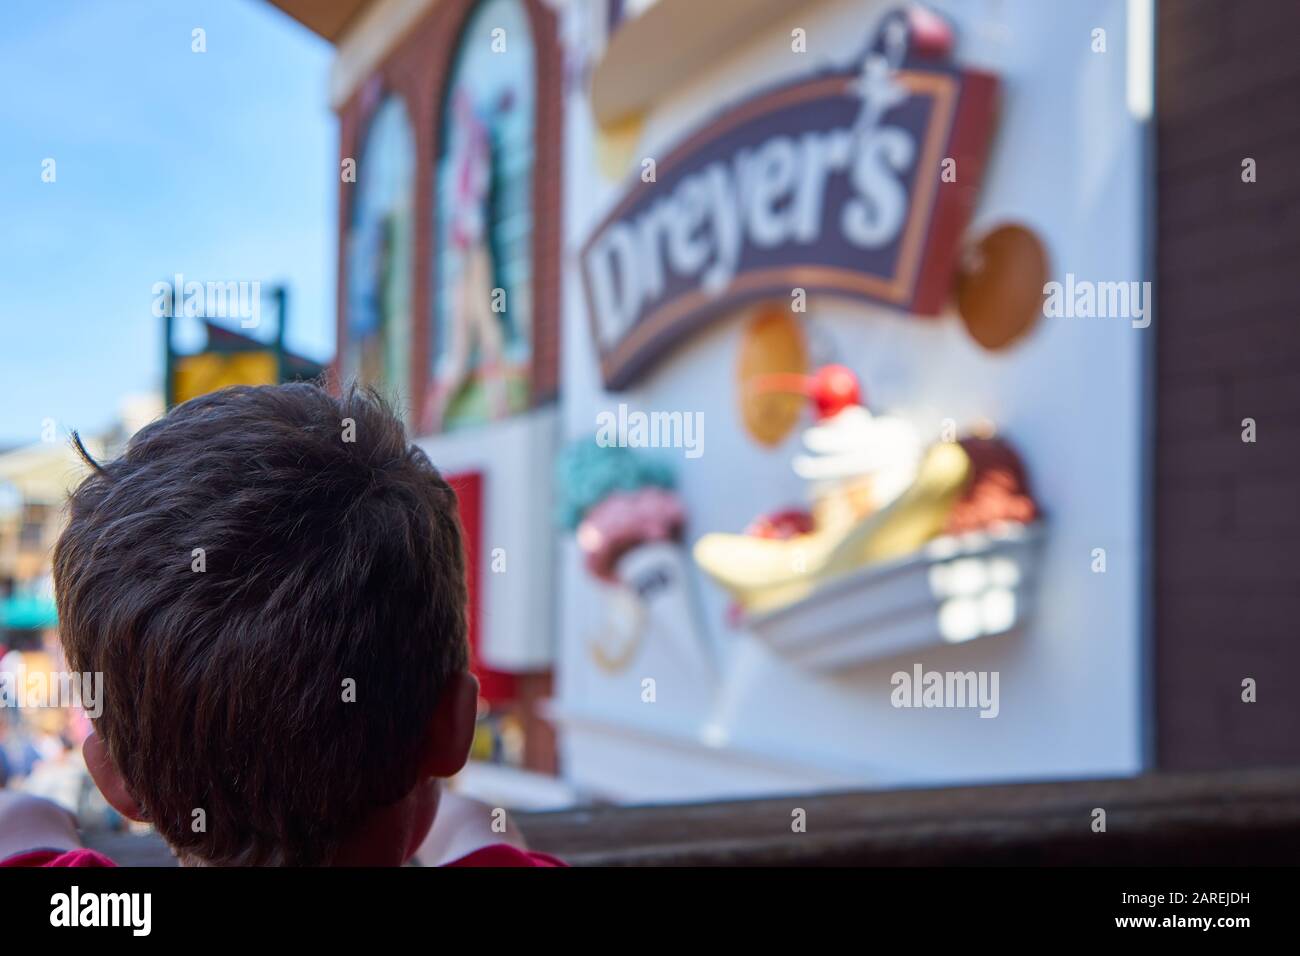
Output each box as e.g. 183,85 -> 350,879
1157,425 -> 1300,479
1232,475 -> 1300,537
1157,315 -> 1300,377
1157,590 -> 1300,643
1154,479 -> 1231,536
1155,0 -> 1300,772
1158,258 -> 1297,326
1228,370 -> 1300,423
1157,378 -> 1226,436
1159,32 -> 1300,121
1158,198 -> 1300,278
1158,535 -> 1299,589
1155,639 -> 1300,770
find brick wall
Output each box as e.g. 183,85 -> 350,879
332,0 -> 563,422
1154,0 -> 1300,768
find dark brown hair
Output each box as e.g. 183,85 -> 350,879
54,383 -> 468,865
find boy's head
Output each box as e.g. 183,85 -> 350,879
54,383 -> 476,865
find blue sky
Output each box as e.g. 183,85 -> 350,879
0,0 -> 336,446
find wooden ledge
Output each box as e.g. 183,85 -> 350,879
513,768 -> 1300,866
81,768 -> 1300,866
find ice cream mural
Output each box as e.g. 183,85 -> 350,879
694,364 -> 1045,671
556,442 -> 712,677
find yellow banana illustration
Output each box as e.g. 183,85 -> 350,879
693,441 -> 972,614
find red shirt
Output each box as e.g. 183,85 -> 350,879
0,848 -> 117,867
1,845 -> 563,867
443,844 -> 565,867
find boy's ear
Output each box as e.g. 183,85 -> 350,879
422,670 -> 479,779
82,733 -> 148,823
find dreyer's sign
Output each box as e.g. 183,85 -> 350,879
581,20 -> 998,390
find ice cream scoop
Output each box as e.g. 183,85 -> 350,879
576,486 -> 686,582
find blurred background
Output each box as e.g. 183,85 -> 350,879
2,0 -> 1297,849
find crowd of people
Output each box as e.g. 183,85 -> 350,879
0,620 -> 119,832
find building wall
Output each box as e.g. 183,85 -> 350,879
1154,0 -> 1300,768
328,0 -> 567,701
333,0 -> 563,418
556,0 -> 1150,798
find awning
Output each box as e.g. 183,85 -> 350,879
591,0 -> 815,128
263,0 -> 374,42
0,594 -> 58,631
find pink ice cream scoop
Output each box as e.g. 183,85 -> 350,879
576,487 -> 686,582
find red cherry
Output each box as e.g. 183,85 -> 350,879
745,508 -> 815,540
907,6 -> 954,59
809,365 -> 862,419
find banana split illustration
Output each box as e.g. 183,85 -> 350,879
693,365 -> 1037,618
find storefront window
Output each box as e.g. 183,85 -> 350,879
343,94 -> 414,401
426,0 -> 535,432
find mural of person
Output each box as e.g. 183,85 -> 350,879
348,213 -> 389,387
425,0 -> 536,433
344,94 -> 414,402
423,88 -> 510,431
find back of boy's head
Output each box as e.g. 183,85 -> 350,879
53,383 -> 469,865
